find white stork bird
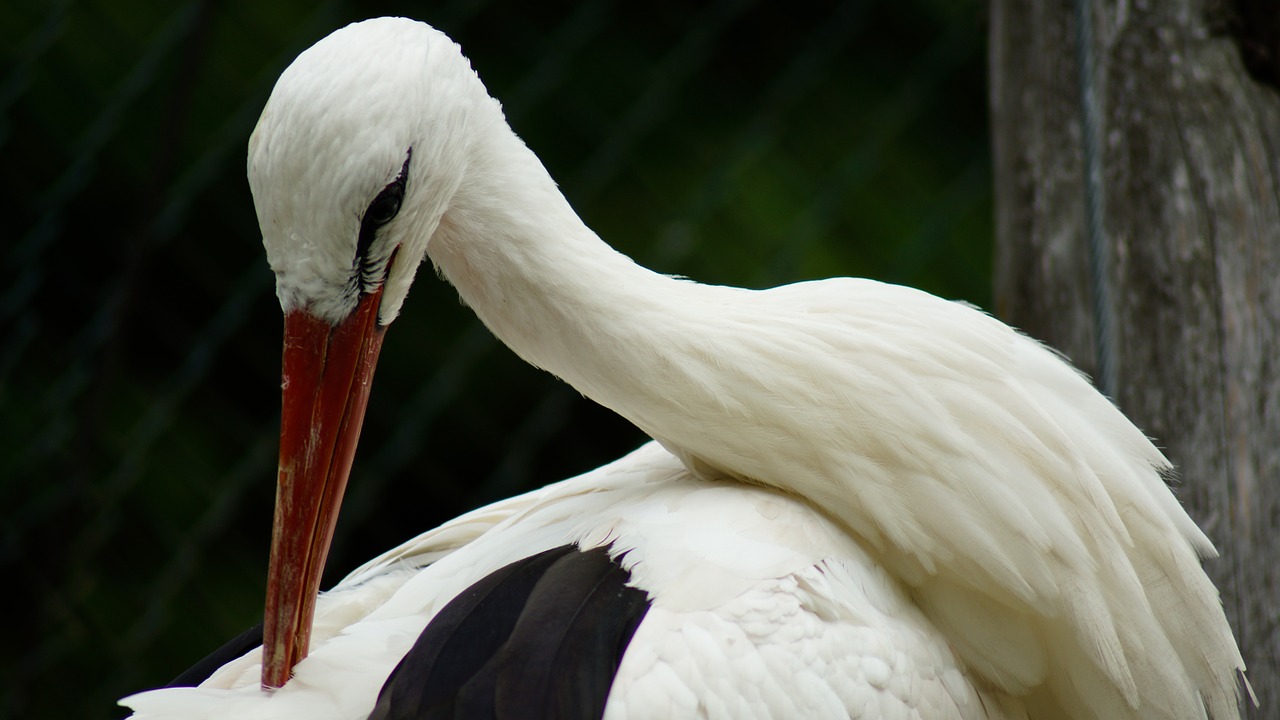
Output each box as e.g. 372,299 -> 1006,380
122,17 -> 1248,720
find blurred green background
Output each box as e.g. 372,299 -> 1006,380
2,1 -> 991,717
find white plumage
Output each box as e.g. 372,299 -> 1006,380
125,443 -> 1011,718
122,17 -> 1246,720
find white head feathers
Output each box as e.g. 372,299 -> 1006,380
248,17 -> 502,325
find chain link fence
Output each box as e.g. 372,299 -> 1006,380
2,1 -> 991,717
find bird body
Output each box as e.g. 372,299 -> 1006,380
123,17 -> 1246,719
124,443 -> 1015,719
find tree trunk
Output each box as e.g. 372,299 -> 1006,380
989,0 -> 1280,712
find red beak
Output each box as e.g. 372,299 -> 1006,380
261,288 -> 387,689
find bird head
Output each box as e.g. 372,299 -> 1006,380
249,16 -> 498,325
245,17 -> 499,690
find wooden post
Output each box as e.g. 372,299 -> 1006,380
990,0 -> 1280,709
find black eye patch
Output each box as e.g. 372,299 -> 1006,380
355,148 -> 413,291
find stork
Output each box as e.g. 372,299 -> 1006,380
122,17 -> 1248,720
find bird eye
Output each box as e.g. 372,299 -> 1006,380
364,182 -> 404,228
353,149 -> 413,293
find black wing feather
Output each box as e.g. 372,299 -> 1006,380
370,544 -> 650,720
492,549 -> 650,716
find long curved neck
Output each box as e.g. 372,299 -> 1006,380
426,121 -> 689,405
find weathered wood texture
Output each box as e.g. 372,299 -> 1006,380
990,0 -> 1280,711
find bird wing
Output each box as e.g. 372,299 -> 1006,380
122,442 -> 1008,719
624,278 -> 1243,719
